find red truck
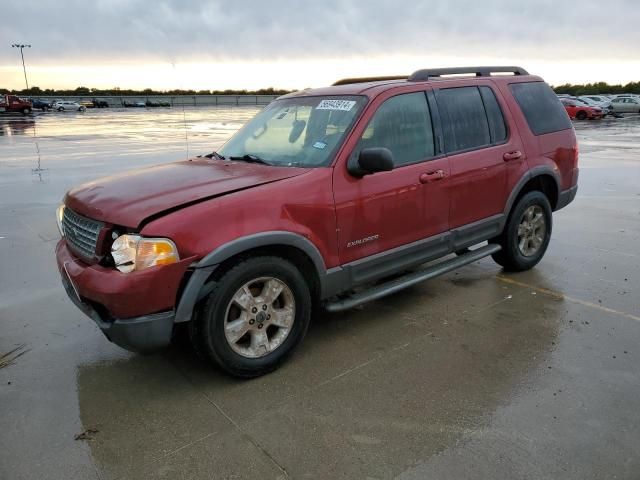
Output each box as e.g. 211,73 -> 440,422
55,66 -> 578,377
0,95 -> 32,114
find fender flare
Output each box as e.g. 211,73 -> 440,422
174,231 -> 328,323
503,165 -> 561,218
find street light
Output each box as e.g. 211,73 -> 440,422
11,44 -> 31,90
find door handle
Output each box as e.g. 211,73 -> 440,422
419,170 -> 446,184
503,151 -> 522,161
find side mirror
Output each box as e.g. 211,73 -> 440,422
348,148 -> 394,177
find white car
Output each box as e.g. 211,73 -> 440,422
609,96 -> 640,114
581,95 -> 611,104
578,96 -> 613,116
52,100 -> 86,112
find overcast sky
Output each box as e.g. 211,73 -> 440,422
1,0 -> 639,89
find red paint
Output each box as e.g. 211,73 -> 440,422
56,72 -> 578,321
560,99 -> 603,120
65,159 -> 309,228
0,95 -> 32,113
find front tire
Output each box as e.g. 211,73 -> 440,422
490,191 -> 552,272
190,256 -> 311,378
58,107 -> 64,111
576,111 -> 587,120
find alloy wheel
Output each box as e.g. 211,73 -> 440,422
517,205 -> 546,257
223,277 -> 295,358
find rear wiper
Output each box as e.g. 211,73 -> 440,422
203,151 -> 226,160
228,154 -> 272,165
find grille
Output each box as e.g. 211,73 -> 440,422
62,208 -> 104,259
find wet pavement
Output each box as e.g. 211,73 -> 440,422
1,109 -> 639,479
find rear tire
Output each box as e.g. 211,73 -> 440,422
490,191 -> 552,272
576,111 -> 587,120
189,256 -> 311,378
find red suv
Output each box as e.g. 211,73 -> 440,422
56,66 -> 578,377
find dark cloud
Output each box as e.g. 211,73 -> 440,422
1,0 -> 639,64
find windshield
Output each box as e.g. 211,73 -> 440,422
219,95 -> 366,167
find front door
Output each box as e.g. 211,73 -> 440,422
333,89 -> 450,266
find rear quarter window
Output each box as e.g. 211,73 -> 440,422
509,82 -> 572,135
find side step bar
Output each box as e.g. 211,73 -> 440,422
324,244 -> 501,312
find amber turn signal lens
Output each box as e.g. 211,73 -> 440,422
111,234 -> 179,273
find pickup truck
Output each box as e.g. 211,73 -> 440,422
0,95 -> 32,115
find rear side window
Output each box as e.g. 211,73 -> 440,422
436,87 -> 491,153
510,82 -> 571,135
356,92 -> 435,166
479,86 -> 507,143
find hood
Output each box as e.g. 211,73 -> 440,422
65,159 -> 309,227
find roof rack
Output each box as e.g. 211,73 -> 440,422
408,66 -> 528,82
332,75 -> 407,86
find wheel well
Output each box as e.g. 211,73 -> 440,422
514,174 -> 558,210
208,244 -> 321,303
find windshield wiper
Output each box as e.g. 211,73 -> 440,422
203,151 -> 226,160
228,154 -> 272,166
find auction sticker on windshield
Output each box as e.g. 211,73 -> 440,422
316,99 -> 356,111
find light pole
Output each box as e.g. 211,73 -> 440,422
11,44 -> 31,90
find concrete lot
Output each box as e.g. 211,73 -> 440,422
1,108 -> 639,479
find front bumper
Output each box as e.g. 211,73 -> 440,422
56,239 -> 192,352
60,266 -> 174,353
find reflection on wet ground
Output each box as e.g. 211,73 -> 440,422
1,110 -> 639,479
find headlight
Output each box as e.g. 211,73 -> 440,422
111,234 -> 179,273
56,204 -> 65,236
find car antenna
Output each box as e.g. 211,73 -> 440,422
171,62 -> 190,160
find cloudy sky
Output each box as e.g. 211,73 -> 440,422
1,0 -> 639,90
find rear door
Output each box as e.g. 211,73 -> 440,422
434,84 -> 520,245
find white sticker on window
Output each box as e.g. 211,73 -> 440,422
316,99 -> 356,111
313,141 -> 327,150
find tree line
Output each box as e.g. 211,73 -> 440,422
0,86 -> 294,96
552,82 -> 640,96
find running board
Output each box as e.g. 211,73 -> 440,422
324,244 -> 501,312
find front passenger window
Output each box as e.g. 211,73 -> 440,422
356,92 -> 435,166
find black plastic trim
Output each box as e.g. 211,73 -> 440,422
409,66 -> 528,82
504,166 -> 561,215
174,231 -> 329,323
324,244 -> 502,312
556,185 -> 578,210
60,271 -> 174,353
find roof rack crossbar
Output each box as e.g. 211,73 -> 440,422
332,75 -> 408,86
408,66 -> 528,82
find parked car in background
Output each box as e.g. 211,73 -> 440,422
29,98 -> 52,111
610,96 -> 640,114
52,100 -> 86,112
123,100 -> 146,108
146,100 -> 171,107
80,100 -> 95,109
0,95 -> 32,114
92,98 -> 109,108
577,96 -> 613,117
55,66 -> 579,377
582,95 -> 612,103
560,97 -> 602,120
